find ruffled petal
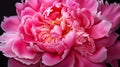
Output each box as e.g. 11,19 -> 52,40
1,16 -> 20,32
8,59 -> 40,67
88,47 -> 107,63
89,20 -> 112,39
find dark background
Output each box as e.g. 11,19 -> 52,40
0,0 -> 120,67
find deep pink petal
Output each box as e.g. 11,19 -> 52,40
42,50 -> 69,66
95,33 -> 119,48
89,20 -> 112,39
8,59 -> 40,67
1,16 -> 20,32
74,52 -> 106,67
88,47 -> 107,63
76,0 -> 98,14
12,39 -> 36,59
100,3 -> 120,31
107,41 -> 120,61
16,3 -> 25,17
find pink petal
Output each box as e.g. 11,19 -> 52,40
89,20 -> 112,39
74,52 -> 106,67
21,7 -> 36,17
88,47 -> 107,63
95,33 -> 119,48
63,30 -> 76,48
8,59 -> 40,67
12,39 -> 36,59
76,0 -> 98,14
14,53 -> 42,65
15,3 -> 25,17
42,50 -> 69,66
100,3 -> 120,31
0,33 -> 18,57
1,16 -> 20,32
25,0 -> 42,11
51,51 -> 75,67
107,41 -> 120,61
44,0 -> 55,6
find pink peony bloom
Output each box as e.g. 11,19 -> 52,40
0,0 -> 120,67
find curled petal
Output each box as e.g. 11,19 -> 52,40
89,20 -> 112,39
1,16 -> 20,32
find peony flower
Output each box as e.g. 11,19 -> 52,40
0,0 -> 120,67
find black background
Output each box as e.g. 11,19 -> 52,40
0,0 -> 120,67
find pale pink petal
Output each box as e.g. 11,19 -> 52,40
12,39 -> 36,59
8,59 -> 40,67
76,0 -> 98,14
89,20 -> 112,39
42,50 -> 69,66
1,16 -> 20,32
100,3 -> 120,31
107,41 -> 120,61
74,52 -> 106,67
0,33 -> 18,57
95,33 -> 119,48
88,47 -> 107,63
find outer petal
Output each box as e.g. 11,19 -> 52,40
89,20 -> 112,39
74,52 -> 106,67
12,39 -> 37,59
0,33 -> 18,57
107,41 -> 120,61
76,0 -> 98,14
100,3 -> 120,31
1,16 -> 20,32
95,33 -> 119,48
88,47 -> 107,63
50,51 -> 75,67
8,59 -> 40,67
25,0 -> 42,11
42,49 -> 69,66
